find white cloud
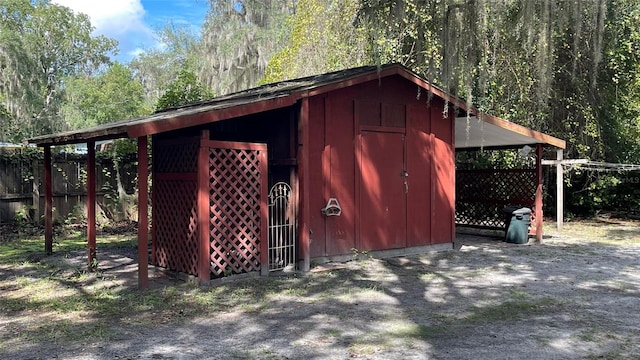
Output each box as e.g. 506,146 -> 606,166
128,47 -> 146,58
53,0 -> 148,36
52,0 -> 157,61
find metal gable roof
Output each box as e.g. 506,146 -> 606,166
25,63 -> 565,149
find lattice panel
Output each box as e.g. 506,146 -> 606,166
154,139 -> 199,173
208,148 -> 263,277
456,169 -> 536,228
154,179 -> 199,275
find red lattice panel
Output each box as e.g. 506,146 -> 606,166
154,138 -> 199,173
456,169 -> 536,228
208,148 -> 263,277
153,179 -> 199,275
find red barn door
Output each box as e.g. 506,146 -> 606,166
359,131 -> 407,251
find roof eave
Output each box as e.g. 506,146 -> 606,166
26,126 -> 129,147
478,113 -> 566,149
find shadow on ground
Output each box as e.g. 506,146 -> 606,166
1,223 -> 640,359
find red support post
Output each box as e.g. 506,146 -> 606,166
259,149 -> 269,276
44,145 -> 53,255
151,137 -> 157,266
87,141 -> 97,269
450,105 -> 457,243
535,144 -> 544,243
197,130 -> 211,283
137,136 -> 149,289
298,98 -> 311,271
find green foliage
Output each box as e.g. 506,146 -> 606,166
353,0 -> 640,216
567,171 -> 640,217
14,204 -> 34,223
155,68 -> 214,111
199,0 -> 294,93
128,25 -> 201,108
597,0 -> 640,164
63,62 -> 151,129
355,0 -> 630,161
0,0 -> 117,141
263,0 -> 368,83
456,149 -> 535,170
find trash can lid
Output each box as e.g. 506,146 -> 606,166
512,207 -> 532,215
503,205 -> 521,214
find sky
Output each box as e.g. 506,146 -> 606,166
52,0 -> 209,63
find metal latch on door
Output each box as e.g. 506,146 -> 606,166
402,170 -> 409,193
321,198 -> 342,216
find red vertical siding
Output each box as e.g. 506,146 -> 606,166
430,105 -> 455,244
406,103 -> 432,247
359,131 -> 406,250
307,74 -> 456,258
308,97 -> 326,257
325,91 -> 356,256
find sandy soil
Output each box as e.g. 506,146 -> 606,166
3,220 -> 640,359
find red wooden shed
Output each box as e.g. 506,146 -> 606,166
27,64 -> 565,287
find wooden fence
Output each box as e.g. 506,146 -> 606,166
456,168 -> 537,229
0,147 -> 137,224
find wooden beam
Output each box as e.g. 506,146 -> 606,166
534,144 -> 544,243
555,149 -> 564,230
298,98 -> 311,272
541,159 -> 588,165
44,145 -> 53,255
29,129 -> 129,147
197,130 -> 211,283
87,141 -> 97,270
137,136 -> 149,289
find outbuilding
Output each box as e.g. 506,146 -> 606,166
27,64 -> 565,287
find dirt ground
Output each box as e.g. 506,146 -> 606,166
2,220 -> 640,359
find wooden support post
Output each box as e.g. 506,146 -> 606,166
534,144 -> 544,243
556,149 -> 563,230
151,137 -> 157,267
44,145 -> 53,255
137,136 -> 149,289
87,141 -> 97,269
259,149 -> 269,276
197,130 -> 211,283
298,98 -> 311,272
32,160 -> 40,225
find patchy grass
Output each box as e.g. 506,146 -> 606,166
554,219 -> 640,245
387,323 -> 447,340
0,232 -> 136,264
0,232 -> 286,346
466,296 -> 561,323
2,219 -> 640,359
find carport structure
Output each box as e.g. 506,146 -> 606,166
454,115 -> 565,236
27,64 -> 564,288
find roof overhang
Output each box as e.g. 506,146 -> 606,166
26,93 -> 295,146
455,115 -> 565,150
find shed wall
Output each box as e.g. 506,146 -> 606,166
307,75 -> 455,258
